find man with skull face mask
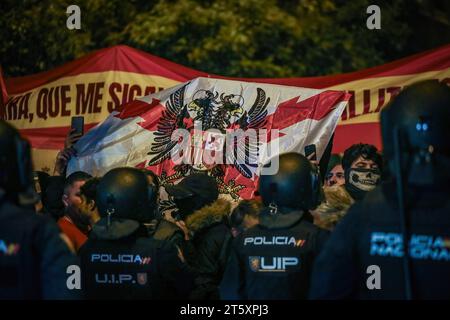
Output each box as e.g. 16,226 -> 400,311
342,143 -> 383,201
309,80 -> 450,299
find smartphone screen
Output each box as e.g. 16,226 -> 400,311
71,116 -> 84,135
304,144 -> 317,161
33,172 -> 42,194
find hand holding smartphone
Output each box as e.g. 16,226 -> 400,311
71,116 -> 84,136
66,116 -> 84,150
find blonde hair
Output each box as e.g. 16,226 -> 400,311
312,185 -> 354,230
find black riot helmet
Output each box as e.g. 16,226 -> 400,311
96,167 -> 157,223
258,152 -> 322,213
380,80 -> 450,186
0,120 -> 35,205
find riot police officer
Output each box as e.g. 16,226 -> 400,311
79,167 -> 194,299
220,153 -> 329,299
0,120 -> 78,299
309,80 -> 450,299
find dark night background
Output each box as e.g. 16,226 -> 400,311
1,0 -> 449,78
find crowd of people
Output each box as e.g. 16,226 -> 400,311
0,80 -> 449,300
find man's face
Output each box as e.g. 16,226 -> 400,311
326,165 -> 345,187
351,156 -> 379,170
63,180 -> 86,208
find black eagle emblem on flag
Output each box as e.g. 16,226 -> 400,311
147,85 -> 270,178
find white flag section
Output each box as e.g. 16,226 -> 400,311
68,77 -> 350,199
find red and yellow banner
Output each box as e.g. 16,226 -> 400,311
2,44 -> 450,172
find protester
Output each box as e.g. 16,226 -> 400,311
53,128 -> 83,177
325,154 -> 345,187
79,167 -> 194,299
57,171 -> 92,253
311,185 -> 354,231
220,153 -> 329,300
229,199 -> 262,237
139,169 -> 186,248
342,143 -> 383,201
78,177 -> 101,227
139,169 -> 186,249
0,120 -> 79,299
166,173 -> 232,300
309,80 -> 450,299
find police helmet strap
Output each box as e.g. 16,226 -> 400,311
268,202 -> 278,215
268,181 -> 278,214
106,193 -> 115,227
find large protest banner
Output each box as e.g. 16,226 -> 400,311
2,44 -> 450,172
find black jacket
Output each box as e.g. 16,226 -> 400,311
309,182 -> 450,299
0,200 -> 79,299
220,208 -> 329,300
79,217 -> 194,299
152,219 -> 185,249
183,199 -> 233,300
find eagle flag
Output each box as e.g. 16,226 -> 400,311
67,77 -> 350,201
